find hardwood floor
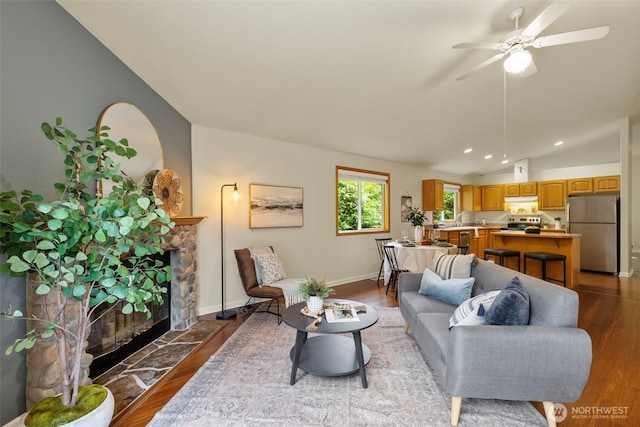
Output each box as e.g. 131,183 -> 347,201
111,272 -> 639,426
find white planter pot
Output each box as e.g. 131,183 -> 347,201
20,386 -> 114,427
414,226 -> 424,243
307,296 -> 324,312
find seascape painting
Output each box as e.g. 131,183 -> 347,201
250,184 -> 304,228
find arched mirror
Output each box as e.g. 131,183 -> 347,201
96,102 -> 164,196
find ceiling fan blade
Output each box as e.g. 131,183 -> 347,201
456,52 -> 507,81
521,3 -> 570,38
533,26 -> 610,48
453,42 -> 503,50
518,58 -> 537,78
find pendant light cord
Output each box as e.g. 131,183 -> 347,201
503,70 -> 507,161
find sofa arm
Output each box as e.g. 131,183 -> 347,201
398,272 -> 421,296
446,325 -> 592,403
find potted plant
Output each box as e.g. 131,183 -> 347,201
0,118 -> 174,426
298,277 -> 334,312
407,206 -> 426,242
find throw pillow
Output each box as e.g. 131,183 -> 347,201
432,253 -> 475,280
485,276 -> 530,326
249,246 -> 274,285
449,290 -> 500,329
252,253 -> 286,285
419,268 -> 475,306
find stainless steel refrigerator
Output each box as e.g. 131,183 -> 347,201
566,195 -> 619,274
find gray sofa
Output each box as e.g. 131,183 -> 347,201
398,258 -> 592,427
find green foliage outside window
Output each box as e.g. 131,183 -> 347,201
338,180 -> 383,231
443,190 -> 455,219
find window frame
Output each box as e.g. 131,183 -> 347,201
438,182 -> 461,222
336,166 -> 390,235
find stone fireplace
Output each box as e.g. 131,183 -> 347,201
24,216 -> 205,409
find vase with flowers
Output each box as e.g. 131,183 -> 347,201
407,207 -> 427,243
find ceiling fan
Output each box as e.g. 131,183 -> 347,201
453,3 -> 610,81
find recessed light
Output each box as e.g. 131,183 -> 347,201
484,154 -> 493,160
501,159 -> 509,164
464,148 -> 473,154
554,140 -> 564,146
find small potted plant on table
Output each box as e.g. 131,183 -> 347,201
298,277 -> 334,312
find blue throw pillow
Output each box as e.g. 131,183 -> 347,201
485,276 -> 530,325
419,268 -> 475,306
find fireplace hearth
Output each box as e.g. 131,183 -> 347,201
88,253 -> 171,378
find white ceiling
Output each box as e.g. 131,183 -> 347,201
58,0 -> 640,176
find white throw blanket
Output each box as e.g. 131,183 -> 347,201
270,278 -> 306,307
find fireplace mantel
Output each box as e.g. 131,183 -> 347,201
171,215 -> 206,226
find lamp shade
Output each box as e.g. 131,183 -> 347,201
503,49 -> 532,73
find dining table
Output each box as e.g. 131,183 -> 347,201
383,241 -> 457,284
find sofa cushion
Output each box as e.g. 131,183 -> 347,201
449,290 -> 500,329
485,276 -> 530,325
432,253 -> 475,280
252,253 -> 286,285
418,268 -> 475,306
249,246 -> 274,285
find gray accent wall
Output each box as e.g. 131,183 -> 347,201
0,1 -> 191,422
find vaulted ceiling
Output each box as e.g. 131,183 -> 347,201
58,0 -> 640,176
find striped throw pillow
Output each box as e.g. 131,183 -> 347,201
449,290 -> 500,329
432,253 -> 475,280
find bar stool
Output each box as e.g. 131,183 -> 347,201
523,252 -> 567,287
484,248 -> 520,271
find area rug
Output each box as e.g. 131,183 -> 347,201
148,308 -> 547,426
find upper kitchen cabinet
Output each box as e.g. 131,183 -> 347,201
594,175 -> 620,193
538,180 -> 566,210
481,185 -> 504,211
461,184 -> 482,211
505,182 -> 537,197
422,179 -> 444,211
568,178 -> 593,195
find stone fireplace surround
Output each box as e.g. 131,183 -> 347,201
24,216 -> 205,409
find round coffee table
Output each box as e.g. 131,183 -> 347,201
282,299 -> 379,388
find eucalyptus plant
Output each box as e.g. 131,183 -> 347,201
0,118 -> 174,409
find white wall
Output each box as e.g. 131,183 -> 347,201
191,125 -> 455,314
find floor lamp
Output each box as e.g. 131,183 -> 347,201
217,183 -> 239,320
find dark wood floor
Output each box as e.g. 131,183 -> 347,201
111,271 -> 640,427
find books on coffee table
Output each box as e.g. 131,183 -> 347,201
325,307 -> 360,323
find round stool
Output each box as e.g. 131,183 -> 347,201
523,252 -> 566,287
484,248 -> 520,271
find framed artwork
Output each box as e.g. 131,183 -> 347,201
249,184 -> 304,228
401,196 -> 412,222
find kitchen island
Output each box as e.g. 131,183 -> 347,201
490,231 -> 581,289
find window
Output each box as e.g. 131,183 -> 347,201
439,183 -> 461,221
336,166 -> 390,235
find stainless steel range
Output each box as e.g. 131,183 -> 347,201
502,215 -> 541,230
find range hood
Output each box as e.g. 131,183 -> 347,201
504,196 -> 538,203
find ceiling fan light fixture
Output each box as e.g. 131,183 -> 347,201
503,49 -> 532,73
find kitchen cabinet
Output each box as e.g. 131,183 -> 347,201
461,185 -> 482,211
538,180 -> 566,210
505,182 -> 537,197
422,179 -> 444,211
481,185 -> 504,211
470,229 -> 487,258
594,175 -> 620,193
568,178 -> 593,195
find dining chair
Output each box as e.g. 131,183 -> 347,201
456,245 -> 469,255
383,245 -> 410,298
375,238 -> 392,286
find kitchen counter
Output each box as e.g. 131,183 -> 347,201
490,231 -> 581,289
